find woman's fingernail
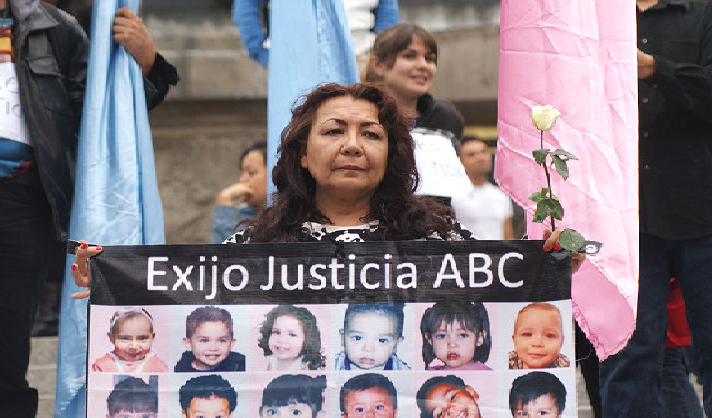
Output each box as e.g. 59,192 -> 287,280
95,246 -> 103,251
71,264 -> 77,273
80,242 -> 88,250
555,243 -> 561,251
544,245 -> 551,251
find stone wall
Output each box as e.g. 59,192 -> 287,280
145,5 -> 501,244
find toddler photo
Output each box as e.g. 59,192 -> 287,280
336,303 -> 411,370
509,302 -> 570,369
508,371 -> 567,418
175,306 -> 246,372
416,375 -> 483,418
106,376 -> 158,418
178,374 -> 238,418
93,307 -> 169,373
258,305 -> 325,370
340,373 -> 398,418
258,374 -> 327,418
420,302 -> 491,370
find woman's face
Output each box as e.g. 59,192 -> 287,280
376,35 -> 437,102
268,314 -> 306,362
301,96 -> 388,204
239,149 -> 268,207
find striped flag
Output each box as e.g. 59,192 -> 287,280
54,1 -> 165,416
495,0 -> 639,359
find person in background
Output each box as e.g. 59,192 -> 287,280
599,1 -> 712,417
29,0 -> 179,337
212,141 -> 268,243
367,23 -> 467,206
452,136 -> 513,240
366,23 -> 463,141
232,0 -> 398,70
0,0 -> 176,415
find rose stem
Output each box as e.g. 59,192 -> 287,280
541,130 -> 556,231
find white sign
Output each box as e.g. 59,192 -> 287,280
412,127 -> 471,198
0,63 -> 30,146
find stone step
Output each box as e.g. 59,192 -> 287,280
28,337 -> 57,418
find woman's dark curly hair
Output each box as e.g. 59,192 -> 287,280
246,82 -> 453,242
258,305 -> 324,370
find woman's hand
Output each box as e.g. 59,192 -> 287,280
70,240 -> 103,299
215,183 -> 254,206
542,230 -> 585,274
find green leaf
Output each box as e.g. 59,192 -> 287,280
552,155 -> 569,180
533,148 -> 549,165
559,228 -> 586,252
528,188 -> 549,203
533,198 -> 564,223
552,149 -> 578,161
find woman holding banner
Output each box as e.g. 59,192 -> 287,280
71,82 -> 580,294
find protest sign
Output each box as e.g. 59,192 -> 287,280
87,240 -> 577,418
0,64 -> 29,145
412,127 -> 472,199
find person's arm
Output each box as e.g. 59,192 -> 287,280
504,196 -> 514,240
64,15 -> 89,135
113,7 -> 179,110
212,205 -> 256,244
639,6 -> 712,124
504,217 -> 514,240
373,0 -> 398,33
233,0 -> 269,67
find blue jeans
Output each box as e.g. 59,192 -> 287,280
662,347 -> 704,418
0,169 -> 64,418
599,233 -> 712,418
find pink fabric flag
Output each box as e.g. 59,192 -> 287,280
495,0 -> 638,359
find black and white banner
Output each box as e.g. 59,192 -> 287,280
87,240 -> 577,418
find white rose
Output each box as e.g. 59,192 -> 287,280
531,105 -> 561,131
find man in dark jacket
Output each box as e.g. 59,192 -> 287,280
0,0 -> 177,415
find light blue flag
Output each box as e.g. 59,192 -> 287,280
54,1 -> 165,417
267,0 -> 360,193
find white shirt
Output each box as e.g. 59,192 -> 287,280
344,0 -> 379,55
452,182 -> 513,240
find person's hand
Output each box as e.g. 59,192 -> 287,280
542,229 -> 585,274
113,7 -> 156,76
637,48 -> 656,79
70,240 -> 103,299
216,183 -> 254,206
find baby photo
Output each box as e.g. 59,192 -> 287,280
333,303 -> 413,371
413,371 -> 497,418
252,304 -> 328,371
334,372 -> 414,418
172,374 -> 240,418
416,302 -> 492,370
251,374 -> 327,418
86,374 -> 167,418
90,306 -> 169,373
508,371 -> 570,418
170,305 -> 248,372
507,302 -> 572,370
